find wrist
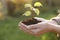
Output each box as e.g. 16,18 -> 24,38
47,19 -> 58,31
47,23 -> 54,31
52,25 -> 60,34
48,23 -> 60,34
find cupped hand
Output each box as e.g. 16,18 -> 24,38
19,17 -> 54,36
28,21 -> 52,36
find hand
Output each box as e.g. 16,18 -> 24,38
19,17 -> 53,36
28,21 -> 53,36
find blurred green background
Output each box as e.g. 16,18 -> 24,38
0,0 -> 60,40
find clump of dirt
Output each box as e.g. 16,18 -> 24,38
22,18 -> 41,25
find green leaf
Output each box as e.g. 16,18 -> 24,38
23,11 -> 31,16
24,4 -> 32,8
34,8 -> 40,15
34,2 -> 43,7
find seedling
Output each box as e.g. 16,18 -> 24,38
19,2 -> 43,28
23,2 -> 43,17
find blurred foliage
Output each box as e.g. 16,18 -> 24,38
0,12 -> 4,20
0,0 -> 60,40
0,1 -> 7,20
53,0 -> 60,6
6,0 -> 32,17
6,0 -> 16,17
0,8 -> 59,40
2,0 -> 59,17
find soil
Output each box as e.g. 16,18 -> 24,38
22,18 -> 41,25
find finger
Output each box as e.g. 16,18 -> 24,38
19,22 -> 35,35
19,22 -> 43,36
19,26 -> 38,36
19,27 -> 23,30
34,17 -> 46,21
32,28 -> 50,36
19,27 -> 26,32
28,26 -> 40,30
28,22 -> 45,29
20,25 -> 34,34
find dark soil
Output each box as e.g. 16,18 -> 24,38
22,18 -> 41,25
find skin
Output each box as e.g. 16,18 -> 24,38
19,17 -> 60,36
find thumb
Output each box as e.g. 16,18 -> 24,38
34,17 -> 46,21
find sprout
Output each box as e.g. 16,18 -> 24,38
34,2 -> 43,7
32,8 -> 40,15
23,11 -> 31,16
34,8 -> 40,15
23,2 -> 42,16
24,4 -> 32,8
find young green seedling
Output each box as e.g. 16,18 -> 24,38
21,2 -> 43,25
23,2 -> 43,17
